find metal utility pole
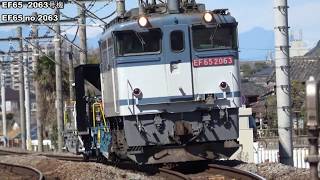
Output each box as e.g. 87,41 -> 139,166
17,27 -> 26,150
24,45 -> 32,151
305,76 -> 319,180
273,0 -> 293,165
32,25 -> 43,152
1,56 -> 7,147
54,9 -> 64,152
68,44 -> 74,101
78,3 -> 87,64
116,0 -> 126,16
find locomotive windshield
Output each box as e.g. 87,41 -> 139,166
115,28 -> 162,56
192,25 -> 237,51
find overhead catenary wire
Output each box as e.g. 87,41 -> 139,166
43,23 -> 85,53
94,1 -> 112,13
100,11 -> 116,20
69,0 -> 108,25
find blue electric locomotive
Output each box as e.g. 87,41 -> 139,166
74,0 -> 241,164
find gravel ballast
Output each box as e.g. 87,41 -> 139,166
235,162 -> 310,180
0,155 -> 163,180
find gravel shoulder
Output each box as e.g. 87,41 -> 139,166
235,162 -> 310,180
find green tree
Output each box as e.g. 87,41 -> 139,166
254,62 -> 268,72
34,54 -> 70,148
265,95 -> 277,129
87,48 -> 100,64
264,80 -> 306,130
240,64 -> 254,77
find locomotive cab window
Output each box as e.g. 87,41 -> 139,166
115,28 -> 162,56
170,30 -> 184,52
192,25 -> 237,51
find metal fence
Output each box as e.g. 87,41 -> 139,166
257,129 -> 308,140
254,142 -> 311,168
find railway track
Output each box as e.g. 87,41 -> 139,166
165,162 -> 266,180
0,162 -> 44,180
0,148 -> 265,180
0,148 -> 29,156
158,167 -> 191,180
158,164 -> 265,180
205,164 -> 265,180
0,148 -> 84,161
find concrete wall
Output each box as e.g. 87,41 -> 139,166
231,107 -> 254,163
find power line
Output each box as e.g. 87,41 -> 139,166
94,1 -> 112,13
69,0 -> 108,25
43,23 -> 84,52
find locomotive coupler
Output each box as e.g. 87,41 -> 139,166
154,115 -> 165,132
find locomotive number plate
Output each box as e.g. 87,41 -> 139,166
193,56 -> 234,68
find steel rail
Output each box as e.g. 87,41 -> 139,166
158,168 -> 191,180
39,154 -> 84,162
0,149 -> 30,156
208,164 -> 265,180
0,149 -> 265,179
0,162 -> 44,180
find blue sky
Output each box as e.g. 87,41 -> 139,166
198,0 -> 320,47
0,0 -> 319,59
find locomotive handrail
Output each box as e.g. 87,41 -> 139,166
92,102 -> 108,131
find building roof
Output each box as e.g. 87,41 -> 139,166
290,57 -> 320,82
252,66 -> 274,77
5,88 -> 20,101
4,87 -> 35,102
241,80 -> 268,97
305,40 -> 320,57
268,56 -> 320,83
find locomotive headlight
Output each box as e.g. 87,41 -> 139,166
203,12 -> 213,23
138,16 -> 149,27
133,88 -> 142,98
220,82 -> 228,90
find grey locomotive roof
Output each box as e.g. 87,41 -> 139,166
100,9 -> 237,40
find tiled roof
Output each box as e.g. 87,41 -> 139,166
241,80 -> 268,97
290,57 -> 320,82
268,56 -> 320,83
305,40 -> 320,57
252,67 -> 274,77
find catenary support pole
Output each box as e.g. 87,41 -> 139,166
54,9 -> 64,152
68,44 -> 74,101
32,25 -> 43,152
78,3 -> 87,64
17,27 -> 26,150
273,0 -> 293,165
24,45 -> 32,151
1,56 -> 7,147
